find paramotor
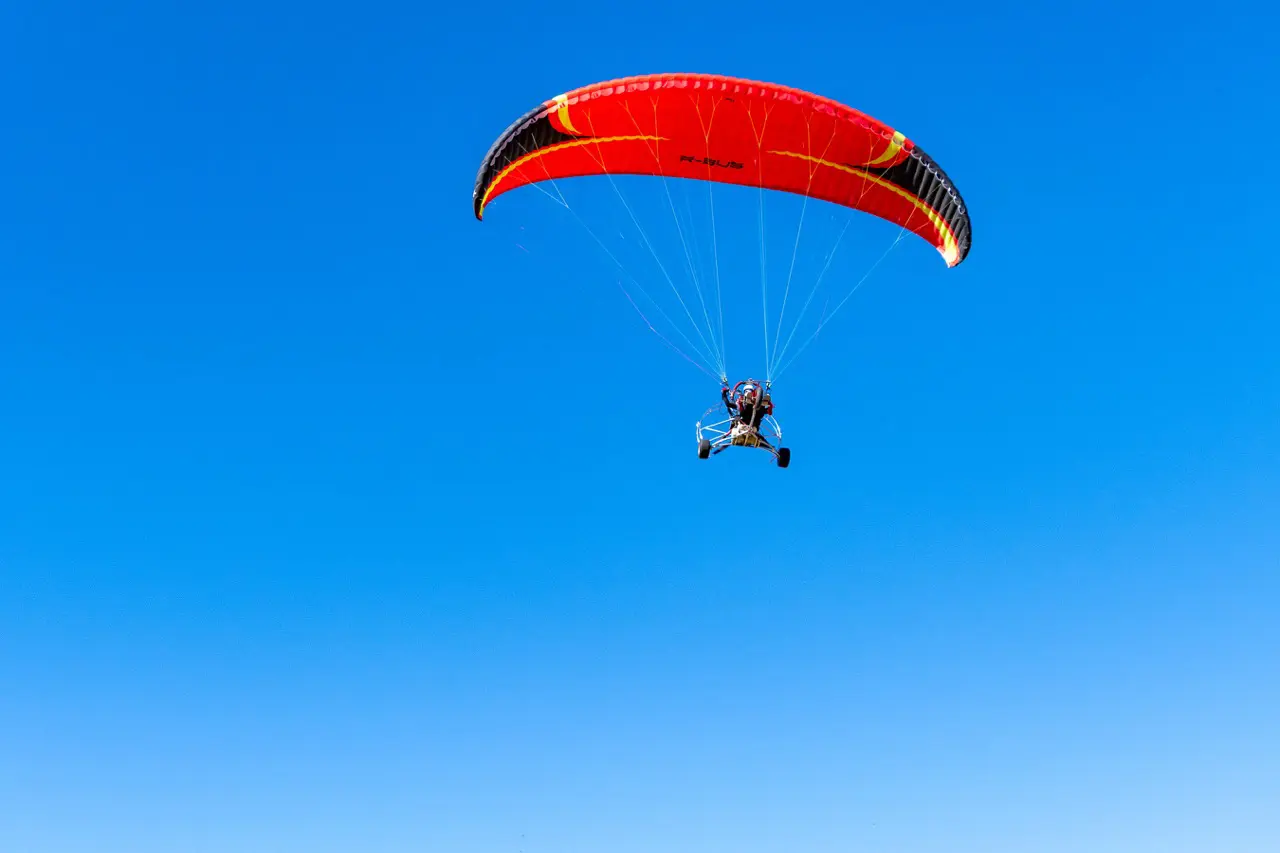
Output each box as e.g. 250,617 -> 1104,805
472,73 -> 972,467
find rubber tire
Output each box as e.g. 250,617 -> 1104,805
698,438 -> 712,459
776,447 -> 791,468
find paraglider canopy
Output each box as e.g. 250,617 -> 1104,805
473,72 -> 971,267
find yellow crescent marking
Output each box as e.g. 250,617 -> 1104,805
768,148 -> 959,266
552,94 -> 579,135
866,130 -> 906,166
479,134 -> 666,216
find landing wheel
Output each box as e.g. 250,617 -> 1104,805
698,438 -> 712,459
776,447 -> 791,468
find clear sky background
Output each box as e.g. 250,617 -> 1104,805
3,2 -> 1278,852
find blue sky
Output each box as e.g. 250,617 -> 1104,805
3,1 -> 1278,851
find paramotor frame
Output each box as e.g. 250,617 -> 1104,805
696,404 -> 790,468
